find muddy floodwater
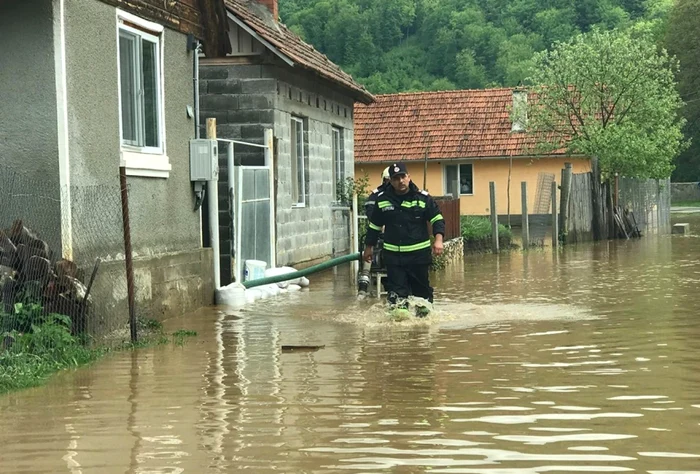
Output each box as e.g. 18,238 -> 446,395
2,215 -> 700,474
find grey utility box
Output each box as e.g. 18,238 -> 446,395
189,139 -> 219,181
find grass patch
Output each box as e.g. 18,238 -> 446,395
460,216 -> 512,240
460,216 -> 513,253
0,311 -> 198,395
0,315 -> 105,394
673,200 -> 700,207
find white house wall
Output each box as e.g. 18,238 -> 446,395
0,0 -> 63,252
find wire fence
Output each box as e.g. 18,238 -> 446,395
0,164 -> 130,355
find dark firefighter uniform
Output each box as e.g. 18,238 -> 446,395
364,179 -> 445,305
364,181 -> 391,220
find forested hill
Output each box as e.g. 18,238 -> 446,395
279,0 -> 670,94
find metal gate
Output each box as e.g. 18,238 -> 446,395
234,165 -> 274,282
218,130 -> 275,284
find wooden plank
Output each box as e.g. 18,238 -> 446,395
490,182 -> 499,252
521,181 -> 529,249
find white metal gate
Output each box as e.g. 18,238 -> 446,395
235,165 -> 274,282
220,129 -> 275,283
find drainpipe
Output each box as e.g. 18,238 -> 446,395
190,35 -> 202,139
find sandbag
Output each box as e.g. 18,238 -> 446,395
216,282 -> 246,307
264,266 -> 311,288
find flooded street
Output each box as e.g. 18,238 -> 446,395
2,215 -> 700,473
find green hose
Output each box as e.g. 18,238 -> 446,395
242,252 -> 361,289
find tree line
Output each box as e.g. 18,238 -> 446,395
280,0 -> 699,182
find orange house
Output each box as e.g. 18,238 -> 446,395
354,88 -> 591,216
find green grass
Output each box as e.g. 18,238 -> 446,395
0,318 -> 105,394
672,200 -> 700,207
0,312 -> 198,394
460,216 -> 513,240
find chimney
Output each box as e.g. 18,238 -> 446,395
511,88 -> 528,133
257,0 -> 278,21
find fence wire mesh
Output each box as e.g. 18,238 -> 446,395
1,164 -> 129,359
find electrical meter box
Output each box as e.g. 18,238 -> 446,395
189,139 -> 218,181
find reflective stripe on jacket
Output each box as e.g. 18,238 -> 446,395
365,182 -> 445,265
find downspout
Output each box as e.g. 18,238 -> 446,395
54,0 -> 73,260
194,40 -> 201,139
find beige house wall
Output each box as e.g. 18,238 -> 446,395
356,157 -> 591,215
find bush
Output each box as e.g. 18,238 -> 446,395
460,216 -> 513,253
460,216 -> 512,239
0,314 -> 101,393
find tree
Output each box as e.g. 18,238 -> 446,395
527,27 -> 686,180
665,0 -> 700,181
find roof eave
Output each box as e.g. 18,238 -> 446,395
226,11 -> 294,67
355,153 -> 588,164
225,7 -> 374,105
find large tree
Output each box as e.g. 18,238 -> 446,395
527,27 -> 686,180
665,0 -> 700,181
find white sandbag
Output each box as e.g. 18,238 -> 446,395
298,277 -> 310,288
287,284 -> 301,292
264,267 -> 292,288
246,289 -> 262,303
264,266 -> 307,287
259,284 -> 280,297
216,282 -> 246,307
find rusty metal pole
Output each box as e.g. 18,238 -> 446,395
119,166 -> 137,343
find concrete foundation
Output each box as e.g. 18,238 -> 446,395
87,248 -> 214,338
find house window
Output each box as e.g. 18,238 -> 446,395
445,163 -> 473,197
117,11 -> 169,178
119,26 -> 161,150
332,127 -> 344,202
291,116 -> 308,206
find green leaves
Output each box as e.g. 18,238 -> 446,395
279,0 -> 666,94
527,27 -> 686,179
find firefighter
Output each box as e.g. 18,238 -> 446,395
362,162 -> 445,316
364,166 -> 391,219
358,167 -> 391,297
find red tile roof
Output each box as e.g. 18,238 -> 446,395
224,0 -> 374,104
355,88 -> 565,163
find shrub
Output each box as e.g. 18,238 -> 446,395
460,216 -> 512,240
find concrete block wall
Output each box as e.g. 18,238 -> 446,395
272,69 -> 355,266
199,64 -> 275,283
199,61 -> 356,272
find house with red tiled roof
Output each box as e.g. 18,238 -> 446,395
199,0 -> 374,283
354,88 -> 591,216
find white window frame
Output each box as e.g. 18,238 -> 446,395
444,162 -> 474,197
116,10 -> 170,178
291,116 -> 306,207
332,127 -> 344,203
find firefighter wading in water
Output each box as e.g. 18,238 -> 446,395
362,162 -> 445,316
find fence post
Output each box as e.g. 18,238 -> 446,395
206,118 -> 221,290
351,192 -> 359,279
521,181 -> 529,249
490,182 -> 499,253
551,180 -> 559,248
119,166 -> 137,343
560,163 -> 572,244
265,128 -> 276,269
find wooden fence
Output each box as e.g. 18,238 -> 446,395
434,195 -> 461,241
565,173 -> 670,242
